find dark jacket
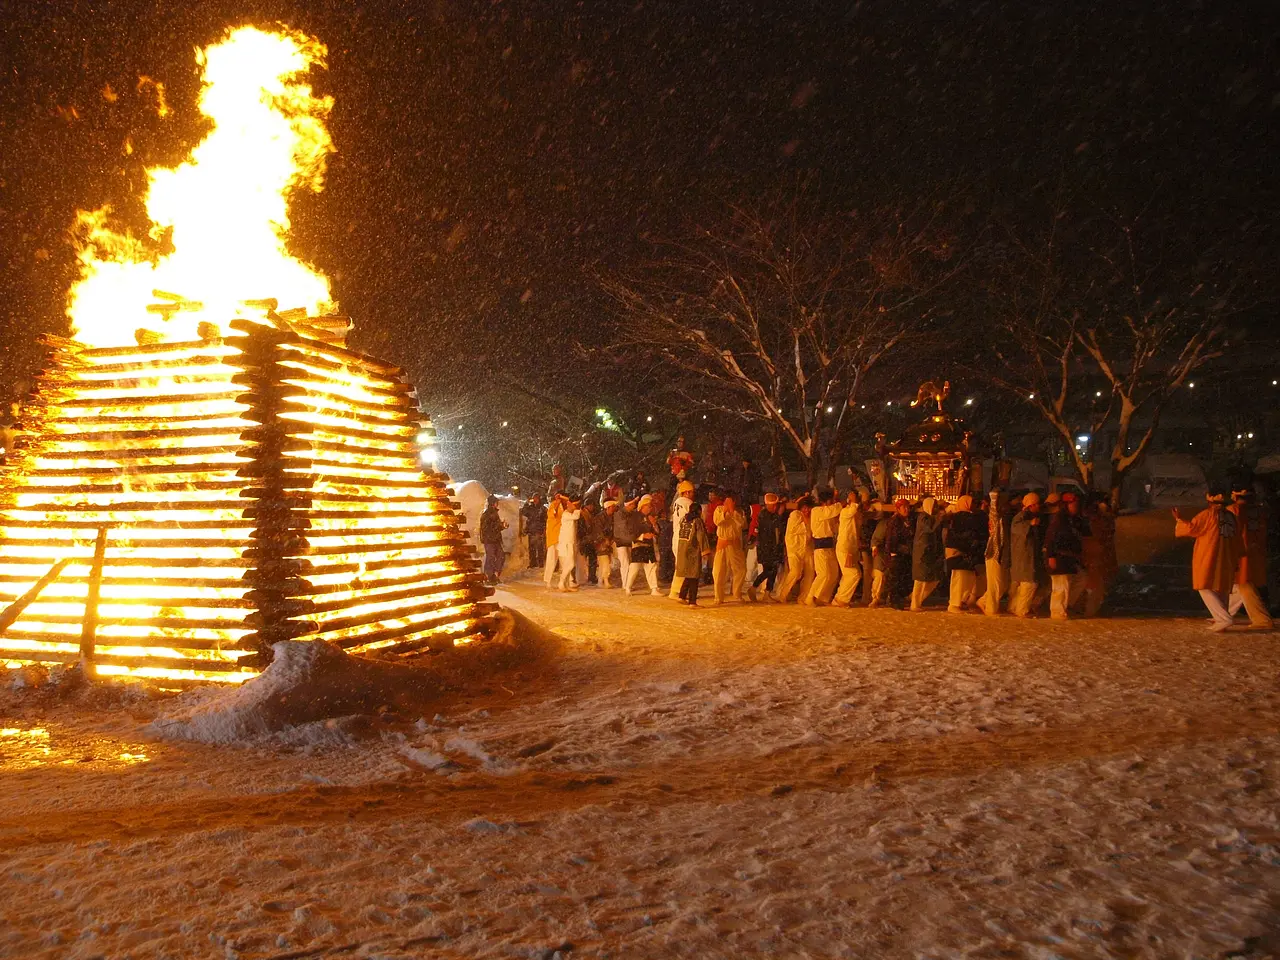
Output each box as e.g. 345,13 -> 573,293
1044,511 -> 1090,576
613,508 -> 637,546
479,506 -> 504,544
882,513 -> 916,558
726,463 -> 763,503
1010,509 -> 1047,583
521,501 -> 546,538
943,509 -> 986,571
583,509 -> 611,553
755,507 -> 785,564
912,506 -> 945,582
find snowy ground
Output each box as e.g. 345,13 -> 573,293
1,581 -> 1278,959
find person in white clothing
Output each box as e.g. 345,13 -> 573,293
543,494 -> 566,588
667,481 -> 696,599
832,489 -> 865,606
777,496 -> 815,602
557,496 -> 582,591
625,496 -> 662,595
805,488 -> 843,605
712,494 -> 748,602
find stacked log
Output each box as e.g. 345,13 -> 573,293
0,319 -> 494,684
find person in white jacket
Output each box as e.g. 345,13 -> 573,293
712,494 -> 748,603
557,496 -> 582,591
805,488 -> 843,605
667,481 -> 696,600
777,496 -> 815,602
832,489 -> 866,606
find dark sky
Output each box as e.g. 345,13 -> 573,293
1,0 -> 1276,408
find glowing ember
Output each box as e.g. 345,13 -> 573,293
69,26 -> 334,348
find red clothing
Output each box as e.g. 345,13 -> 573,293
1174,504 -> 1242,593
1230,501 -> 1268,586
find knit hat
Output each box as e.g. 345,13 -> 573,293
677,480 -> 695,496
1021,491 -> 1042,508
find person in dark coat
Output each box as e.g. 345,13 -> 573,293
479,495 -> 507,584
727,457 -> 763,505
943,495 -> 986,612
749,492 -> 786,601
627,470 -> 650,500
1044,492 -> 1090,619
521,494 -> 547,569
911,497 -> 945,611
1010,492 -> 1049,617
879,499 -> 916,609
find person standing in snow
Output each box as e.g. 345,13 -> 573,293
521,494 -> 547,571
701,489 -> 724,583
979,489 -> 1012,616
624,495 -> 662,595
627,470 -> 650,501
1227,484 -> 1273,629
943,495 -> 985,613
805,488 -> 843,606
1043,491 -> 1090,619
613,497 -> 638,589
1174,489 -> 1243,632
727,456 -> 763,506
588,500 -> 616,587
557,495 -> 583,591
778,496 -> 816,602
543,494 -> 566,588
855,492 -> 879,606
652,490 -> 674,585
1081,495 -> 1117,617
712,493 -> 748,603
831,489 -> 864,607
749,492 -> 786,602
479,495 -> 507,585
667,435 -> 695,495
1009,493 -> 1049,617
911,497 -> 945,611
667,480 -> 696,600
675,491 -> 712,606
878,499 -> 916,609
546,464 -> 567,502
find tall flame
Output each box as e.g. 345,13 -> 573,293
68,26 -> 335,348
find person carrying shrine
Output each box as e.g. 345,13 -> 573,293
778,495 -> 816,602
805,488 -> 843,606
1044,491 -> 1090,619
749,492 -> 786,602
1009,492 -> 1049,617
979,489 -> 1012,616
911,497 -> 945,611
712,493 -> 748,602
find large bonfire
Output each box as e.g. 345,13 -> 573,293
0,27 -> 494,684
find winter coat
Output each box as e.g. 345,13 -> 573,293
1231,501 -> 1268,586
943,504 -> 985,572
1081,509 -> 1117,588
1044,512 -> 1090,576
479,506 -> 505,544
912,504 -> 945,583
713,505 -> 746,553
1175,504 -> 1242,593
675,512 -> 710,578
521,501 -> 547,539
584,510 -> 612,554
881,513 -> 915,557
785,510 -> 814,559
630,515 -> 660,564
755,507 -> 785,564
1010,509 -> 1047,583
870,516 -> 891,571
627,476 -> 650,500
613,507 -> 637,546
984,498 -> 1011,566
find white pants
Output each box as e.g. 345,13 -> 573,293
1200,589 -> 1233,629
596,551 -> 613,587
1050,572 -> 1087,619
625,561 -> 658,594
778,550 -> 815,602
543,544 -> 560,587
948,569 -> 977,611
834,553 -> 863,605
615,545 -> 632,590
1009,580 -> 1045,617
980,558 -> 1008,616
807,549 -> 840,605
713,547 -> 746,601
1229,582 -> 1273,628
910,580 -> 939,611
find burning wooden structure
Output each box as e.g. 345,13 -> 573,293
0,318 -> 495,684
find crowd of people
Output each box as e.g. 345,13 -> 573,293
473,440 -> 1273,632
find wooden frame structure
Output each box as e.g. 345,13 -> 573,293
0,320 -> 495,684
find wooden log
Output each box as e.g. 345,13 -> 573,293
0,517 -> 257,532
0,648 -> 80,666
1,554 -> 252,569
7,498 -> 251,515
75,353 -> 238,376
89,652 -> 255,673
297,569 -> 484,597
281,391 -> 419,422
314,593 -> 482,635
15,480 -> 246,495
79,525 -> 108,677
280,338 -> 406,379
281,421 -> 419,446
36,425 -> 248,445
38,413 -> 248,428
0,559 -> 71,635
303,534 -> 471,557
35,444 -> 246,461
0,573 -> 248,589
59,389 -> 242,408
298,548 -> 480,578
327,605 -> 494,651
307,576 -> 487,614
305,473 -> 440,491
74,338 -> 222,359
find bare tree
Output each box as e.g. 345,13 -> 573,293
983,210 -> 1231,507
601,195 -> 959,488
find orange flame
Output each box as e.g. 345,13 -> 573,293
68,26 -> 335,348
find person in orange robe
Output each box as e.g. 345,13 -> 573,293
1174,490 -> 1243,632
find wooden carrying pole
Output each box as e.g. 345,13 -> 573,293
79,526 -> 109,678
0,558 -> 71,635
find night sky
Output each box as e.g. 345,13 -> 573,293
1,1 -> 1276,438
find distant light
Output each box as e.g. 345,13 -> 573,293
1028,393 -> 1036,400
457,424 -> 463,430
860,404 -> 866,410
1074,444 -> 1081,451
501,421 -> 509,428
1076,435 -> 1089,443
1273,380 -> 1278,386
964,398 -> 973,406
1237,434 -> 1242,440
1188,382 -> 1195,389
421,448 -> 439,466
702,414 -> 707,419
646,415 -> 653,422
1248,432 -> 1255,439
886,401 -> 892,407
1095,391 -> 1102,398
826,405 -> 833,414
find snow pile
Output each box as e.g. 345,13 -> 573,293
150,608 -> 562,745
